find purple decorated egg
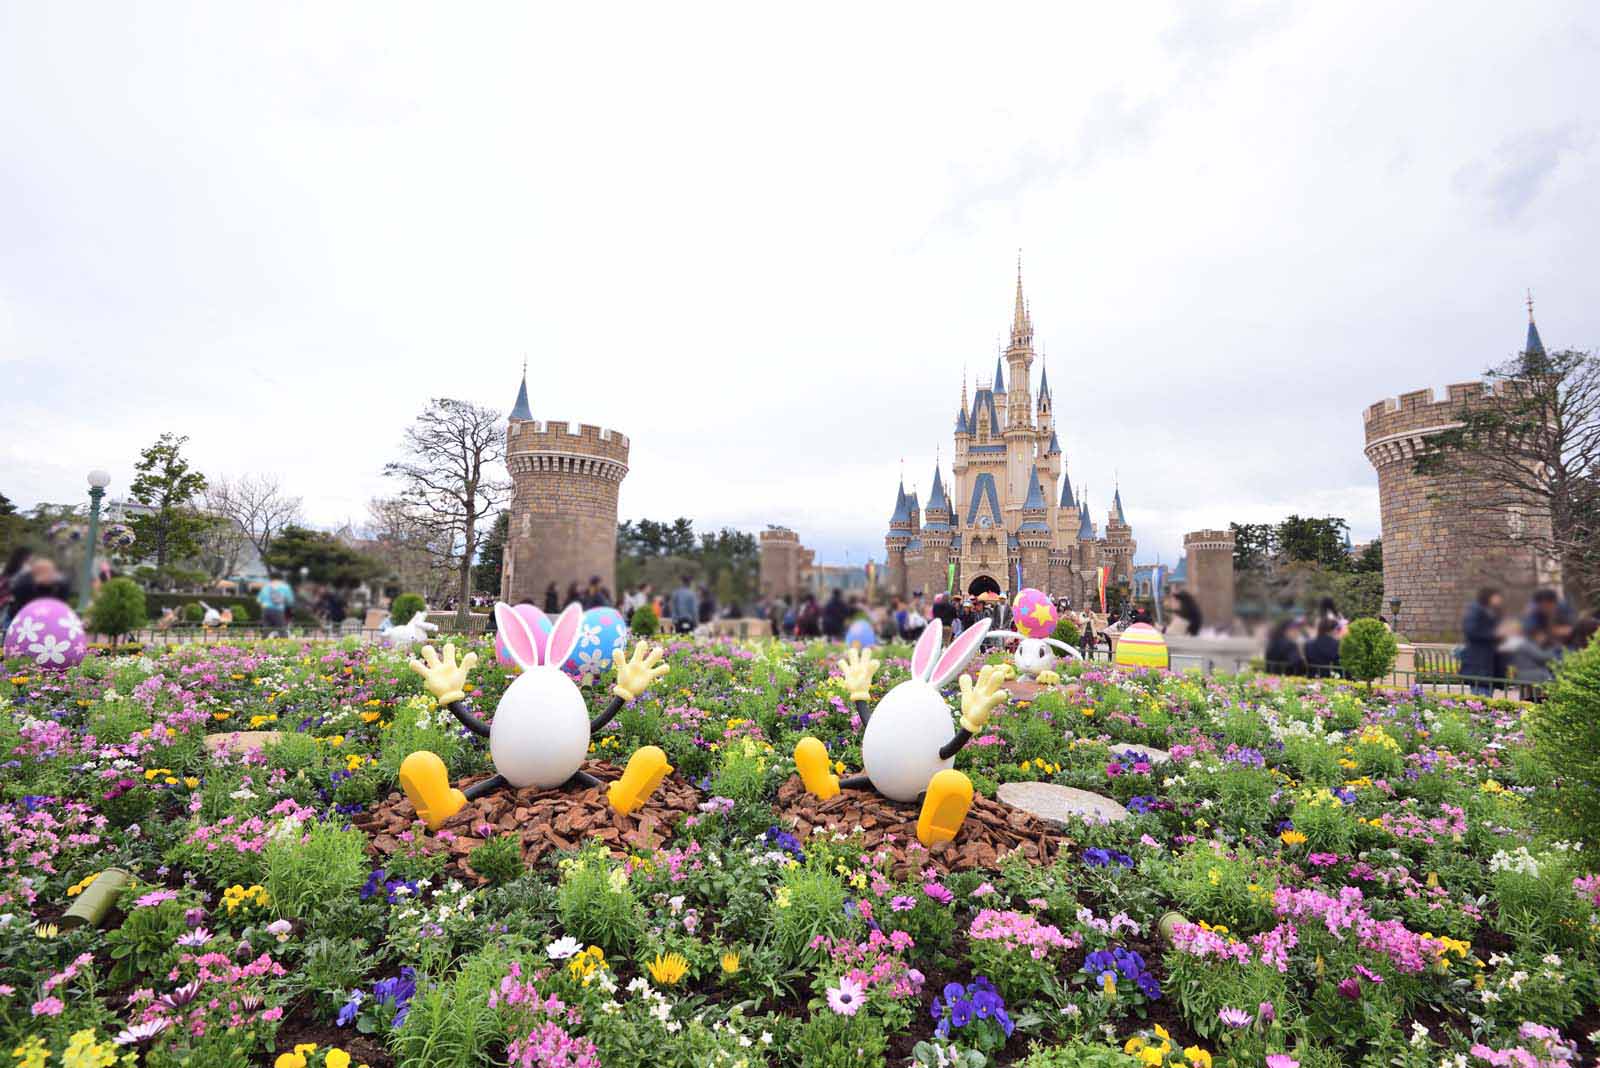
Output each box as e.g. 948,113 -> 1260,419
5,598 -> 89,669
1013,587 -> 1058,639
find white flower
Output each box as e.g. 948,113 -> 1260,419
30,635 -> 70,665
578,623 -> 601,647
59,615 -> 84,641
545,936 -> 583,960
13,618 -> 43,643
577,650 -> 607,674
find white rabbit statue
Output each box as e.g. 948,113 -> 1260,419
385,610 -> 438,650
793,618 -> 1011,846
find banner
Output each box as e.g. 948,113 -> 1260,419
947,562 -> 956,594
1150,564 -> 1166,626
1097,567 -> 1108,613
1014,561 -> 1023,594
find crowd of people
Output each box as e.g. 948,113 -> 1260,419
1459,586 -> 1597,695
0,547 -> 73,631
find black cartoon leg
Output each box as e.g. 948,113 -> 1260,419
446,699 -> 491,739
938,728 -> 974,762
839,774 -> 873,791
854,699 -> 872,730
566,769 -> 603,790
589,695 -> 626,735
463,773 -> 508,801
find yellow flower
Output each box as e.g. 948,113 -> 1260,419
1280,830 -> 1308,846
1138,1047 -> 1164,1067
1154,1025 -> 1171,1041
293,1045 -> 317,1057
326,1051 -> 351,1068
720,951 -> 741,975
1125,1037 -> 1146,1054
1185,1046 -> 1213,1068
184,777 -> 200,789
11,1036 -> 49,1068
647,951 -> 689,986
36,922 -> 59,939
274,1055 -> 307,1068
1102,973 -> 1117,998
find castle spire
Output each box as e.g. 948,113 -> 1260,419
1525,289 -> 1546,358
509,361 -> 533,422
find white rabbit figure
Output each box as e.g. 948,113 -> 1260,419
385,611 -> 438,650
985,630 -> 1083,685
398,602 -> 673,830
793,618 -> 1011,847
199,601 -> 223,628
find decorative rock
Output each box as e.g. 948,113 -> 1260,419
997,781 -> 1128,825
203,731 -> 284,756
1110,743 -> 1170,765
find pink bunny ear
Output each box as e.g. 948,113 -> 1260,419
910,619 -> 944,682
544,603 -> 584,671
495,602 -> 539,672
929,617 -> 992,689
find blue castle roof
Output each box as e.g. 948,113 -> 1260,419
509,371 -> 532,421
1018,466 -> 1050,532
966,473 -> 1003,527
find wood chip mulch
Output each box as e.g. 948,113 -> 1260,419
776,775 -> 1067,877
354,762 -> 701,883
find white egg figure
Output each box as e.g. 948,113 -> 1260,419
490,602 -> 591,787
860,618 -> 993,802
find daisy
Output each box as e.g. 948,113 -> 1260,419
545,936 -> 583,960
826,976 -> 865,1016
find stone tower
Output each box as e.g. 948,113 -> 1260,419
1362,310 -> 1551,639
920,466 -> 955,597
759,526 -> 806,601
501,369 -> 630,605
885,481 -> 914,599
1182,529 -> 1236,630
1017,465 -> 1052,589
1102,488 -> 1136,585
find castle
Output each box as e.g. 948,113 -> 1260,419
884,264 -> 1135,606
1362,304 -> 1557,640
500,369 -> 631,605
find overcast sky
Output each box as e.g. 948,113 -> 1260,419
3,2 -> 1596,567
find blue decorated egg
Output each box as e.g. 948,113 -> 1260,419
5,598 -> 89,669
845,619 -> 878,648
567,606 -> 629,678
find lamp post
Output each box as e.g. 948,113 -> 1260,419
81,470 -> 110,611
1389,597 -> 1401,635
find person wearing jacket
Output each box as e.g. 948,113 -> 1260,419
1304,619 -> 1343,677
1460,588 -> 1503,694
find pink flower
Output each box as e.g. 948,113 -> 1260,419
826,976 -> 865,1016
32,996 -> 64,1016
1266,1056 -> 1299,1068
136,888 -> 179,908
971,882 -> 995,898
923,882 -> 953,905
1218,1007 -> 1253,1028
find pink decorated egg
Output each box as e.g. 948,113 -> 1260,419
4,598 -> 89,669
1012,587 -> 1058,639
495,604 -> 552,669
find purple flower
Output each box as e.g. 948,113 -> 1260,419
1218,1007 -> 1253,1028
826,976 -> 865,1016
890,896 -> 916,911
1337,977 -> 1361,1000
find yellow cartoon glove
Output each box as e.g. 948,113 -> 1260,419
958,662 -> 1012,733
840,647 -> 879,702
612,641 -> 669,702
410,643 -> 477,707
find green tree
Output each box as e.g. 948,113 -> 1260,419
1340,617 -> 1399,686
1529,636 -> 1600,845
127,433 -> 209,576
1353,538 -> 1383,574
87,578 -> 147,646
263,526 -> 381,590
1275,515 -> 1351,569
1231,523 -> 1275,572
474,511 -> 508,596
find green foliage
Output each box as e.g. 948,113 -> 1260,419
555,844 -> 644,956
1529,637 -> 1600,845
1340,618 -> 1398,683
379,695 -> 463,780
1016,1041 -> 1142,1068
771,861 -> 855,965
86,577 -> 146,641
391,592 -> 428,622
790,1012 -> 887,1068
106,891 -> 189,985
473,510 -> 508,595
264,821 -> 368,920
127,432 -> 209,570
468,834 -> 524,886
393,944 -> 528,1068
1052,615 -> 1081,646
182,601 -> 205,623
630,603 -> 660,637
265,525 -> 382,589
297,935 -> 374,1017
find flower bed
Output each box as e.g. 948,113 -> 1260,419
1,637 -> 1597,1067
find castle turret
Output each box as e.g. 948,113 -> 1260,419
509,364 -> 533,422
921,466 -> 954,596
1017,465 -> 1051,588
884,481 -> 914,600
1103,487 -> 1136,584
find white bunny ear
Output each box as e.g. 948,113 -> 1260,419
1043,638 -> 1083,659
986,630 -> 1021,641
929,617 -> 993,689
910,619 -> 943,681
494,602 -> 539,672
544,603 -> 584,670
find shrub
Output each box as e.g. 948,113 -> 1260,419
182,601 -> 205,623
87,578 -> 146,643
1529,637 -> 1600,845
468,834 -> 524,886
265,821 -> 369,920
1052,616 -> 1081,647
555,844 -> 644,955
1340,617 -> 1398,684
630,603 -> 660,637
391,592 -> 427,622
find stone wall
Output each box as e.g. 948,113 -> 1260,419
1363,383 -> 1543,640
759,528 -> 803,601
502,420 -> 629,605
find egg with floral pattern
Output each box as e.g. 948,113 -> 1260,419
566,607 -> 629,679
4,598 -> 89,669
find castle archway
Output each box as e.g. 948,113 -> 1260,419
966,573 -> 1001,596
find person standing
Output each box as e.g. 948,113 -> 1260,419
0,547 -> 34,630
670,575 -> 699,635
258,573 -> 294,637
1460,588 -> 1504,695
821,588 -> 848,640
543,582 -> 561,614
1264,618 -> 1308,676
1304,618 -> 1343,677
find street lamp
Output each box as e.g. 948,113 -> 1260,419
1388,597 -> 1401,635
80,470 -> 111,610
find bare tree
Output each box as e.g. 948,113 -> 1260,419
382,399 -> 510,624
206,474 -> 304,561
1416,347 -> 1600,612
360,496 -> 457,603
194,513 -> 250,581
